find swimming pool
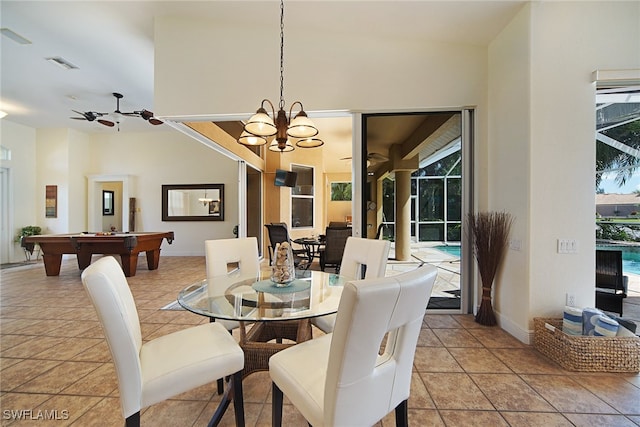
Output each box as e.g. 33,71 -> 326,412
434,245 -> 461,257
597,244 -> 640,275
437,244 -> 640,275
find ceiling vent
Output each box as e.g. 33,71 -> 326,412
45,56 -> 79,70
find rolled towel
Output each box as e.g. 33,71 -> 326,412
582,307 -> 603,336
594,315 -> 619,337
562,306 -> 583,336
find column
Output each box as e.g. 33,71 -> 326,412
395,170 -> 412,261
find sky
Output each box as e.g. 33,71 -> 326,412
599,170 -> 640,194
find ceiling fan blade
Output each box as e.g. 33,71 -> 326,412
369,152 -> 389,162
97,119 -> 115,127
148,118 -> 163,125
72,110 -> 95,121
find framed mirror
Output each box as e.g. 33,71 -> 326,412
162,184 -> 224,221
103,190 -> 114,215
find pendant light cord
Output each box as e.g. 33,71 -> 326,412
279,0 -> 285,111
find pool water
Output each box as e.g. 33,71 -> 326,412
434,245 -> 461,257
597,245 -> 640,276
438,244 -> 640,276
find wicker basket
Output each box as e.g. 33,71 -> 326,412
533,317 -> 640,372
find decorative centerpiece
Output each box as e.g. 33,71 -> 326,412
271,242 -> 295,287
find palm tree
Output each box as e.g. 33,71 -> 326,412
596,119 -> 640,190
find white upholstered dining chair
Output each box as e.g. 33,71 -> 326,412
270,264 -> 437,427
204,237 -> 260,331
312,236 -> 391,333
205,237 -> 260,394
81,256 -> 245,427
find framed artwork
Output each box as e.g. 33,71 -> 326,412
330,182 -> 352,201
45,185 -> 57,218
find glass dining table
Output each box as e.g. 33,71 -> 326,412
178,269 -> 346,377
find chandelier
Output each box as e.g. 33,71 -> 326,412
238,0 -> 323,152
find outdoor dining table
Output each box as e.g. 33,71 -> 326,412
292,236 -> 325,262
178,269 -> 346,378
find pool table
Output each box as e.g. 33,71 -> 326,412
23,231 -> 174,277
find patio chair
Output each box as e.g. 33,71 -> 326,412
81,256 -> 245,427
269,264 -> 438,427
319,226 -> 352,272
595,249 -> 627,316
264,223 -> 309,268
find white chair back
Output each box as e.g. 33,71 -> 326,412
205,237 -> 259,279
338,236 -> 390,280
81,256 -> 143,419
325,264 -> 438,426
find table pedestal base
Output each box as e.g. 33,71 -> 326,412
239,319 -> 312,378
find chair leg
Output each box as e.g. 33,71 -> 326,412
394,399 -> 408,427
208,317 -> 226,395
232,371 -> 245,427
208,372 -> 244,427
125,412 -> 140,427
272,382 -> 284,427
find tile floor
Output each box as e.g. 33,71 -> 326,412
1,256 -> 639,426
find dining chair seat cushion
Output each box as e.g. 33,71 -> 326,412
269,334 -> 332,426
140,321 -> 244,409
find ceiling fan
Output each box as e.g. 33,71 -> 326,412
340,152 -> 389,166
71,92 -> 162,131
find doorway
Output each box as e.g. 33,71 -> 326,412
1,167 -> 10,263
87,175 -> 131,232
246,164 -> 263,256
362,109 -> 474,312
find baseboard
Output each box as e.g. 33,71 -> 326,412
495,310 -> 533,345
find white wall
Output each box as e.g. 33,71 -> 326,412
68,129 -> 91,231
153,15 -> 489,137
0,121 -> 37,263
488,1 -> 640,340
4,125 -> 239,260
487,4 -> 532,337
86,130 -> 239,255
36,129 -> 71,234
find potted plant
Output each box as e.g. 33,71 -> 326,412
15,226 -> 42,261
466,212 -> 513,326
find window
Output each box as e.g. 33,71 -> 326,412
381,141 -> 462,243
291,164 -> 314,228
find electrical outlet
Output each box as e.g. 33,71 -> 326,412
566,293 -> 576,306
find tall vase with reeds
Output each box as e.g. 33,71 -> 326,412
466,211 -> 514,326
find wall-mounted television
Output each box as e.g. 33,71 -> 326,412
274,169 -> 298,187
